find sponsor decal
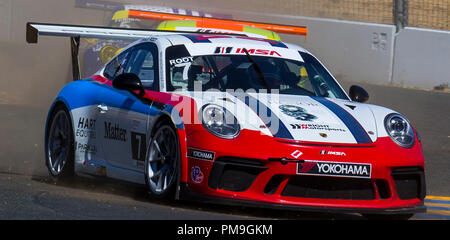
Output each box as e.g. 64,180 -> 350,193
297,160 -> 371,178
76,117 -> 96,138
191,166 -> 204,183
99,166 -> 106,176
198,29 -> 235,35
169,56 -> 194,66
290,123 -> 346,132
291,150 -> 303,159
187,148 -> 215,161
320,150 -> 347,156
235,48 -> 281,56
183,35 -> 287,47
142,37 -> 158,42
214,46 -> 233,54
279,105 -> 317,121
104,121 -> 127,142
75,141 -> 97,154
214,46 -> 281,56
78,117 -> 96,129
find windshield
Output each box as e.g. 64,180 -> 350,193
166,50 -> 348,99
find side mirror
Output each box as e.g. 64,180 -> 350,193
349,85 -> 369,103
113,73 -> 145,98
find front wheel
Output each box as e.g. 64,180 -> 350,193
145,123 -> 180,199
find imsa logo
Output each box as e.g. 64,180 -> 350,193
297,161 -> 371,178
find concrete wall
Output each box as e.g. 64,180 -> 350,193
0,0 -> 108,107
268,16 -> 396,86
212,9 -> 449,90
392,27 -> 450,89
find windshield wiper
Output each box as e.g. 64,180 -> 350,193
242,48 -> 271,93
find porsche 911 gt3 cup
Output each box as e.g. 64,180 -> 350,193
27,22 -> 425,219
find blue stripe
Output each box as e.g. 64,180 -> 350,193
241,95 -> 294,140
240,37 -> 288,48
182,34 -> 212,43
311,96 -> 372,144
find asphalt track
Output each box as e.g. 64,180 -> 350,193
0,81 -> 449,220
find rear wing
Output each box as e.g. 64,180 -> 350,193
26,22 -> 222,44
26,22 -> 246,81
126,10 -> 308,36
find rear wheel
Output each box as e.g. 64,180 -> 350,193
145,122 -> 180,199
45,104 -> 75,180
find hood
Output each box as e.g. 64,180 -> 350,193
177,91 -> 380,144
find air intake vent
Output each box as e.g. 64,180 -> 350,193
208,157 -> 267,192
282,175 -> 375,200
391,167 -> 425,200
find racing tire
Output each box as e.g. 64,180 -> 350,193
144,120 -> 180,200
45,104 -> 75,181
362,213 -> 414,220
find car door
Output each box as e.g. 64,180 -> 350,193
97,43 -> 159,172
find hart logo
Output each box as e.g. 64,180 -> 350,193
297,160 -> 371,178
76,117 -> 96,139
78,117 -> 96,129
104,122 -> 127,142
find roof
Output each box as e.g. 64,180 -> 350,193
145,33 -> 309,56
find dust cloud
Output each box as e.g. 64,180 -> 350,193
0,0 -> 265,176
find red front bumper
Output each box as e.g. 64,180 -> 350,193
181,126 -> 426,214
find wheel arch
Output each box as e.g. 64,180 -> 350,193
44,98 -> 76,177
150,111 -> 188,200
44,99 -> 73,167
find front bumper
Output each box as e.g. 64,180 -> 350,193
180,183 -> 426,215
183,128 -> 426,214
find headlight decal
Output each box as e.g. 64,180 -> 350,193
384,113 -> 415,148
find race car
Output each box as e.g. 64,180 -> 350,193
28,22 -> 425,219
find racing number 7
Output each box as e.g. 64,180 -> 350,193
131,132 -> 147,162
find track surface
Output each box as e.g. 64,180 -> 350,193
0,81 -> 449,220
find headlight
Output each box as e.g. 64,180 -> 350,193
384,113 -> 415,148
201,104 -> 240,139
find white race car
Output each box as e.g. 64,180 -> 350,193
28,22 -> 426,220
